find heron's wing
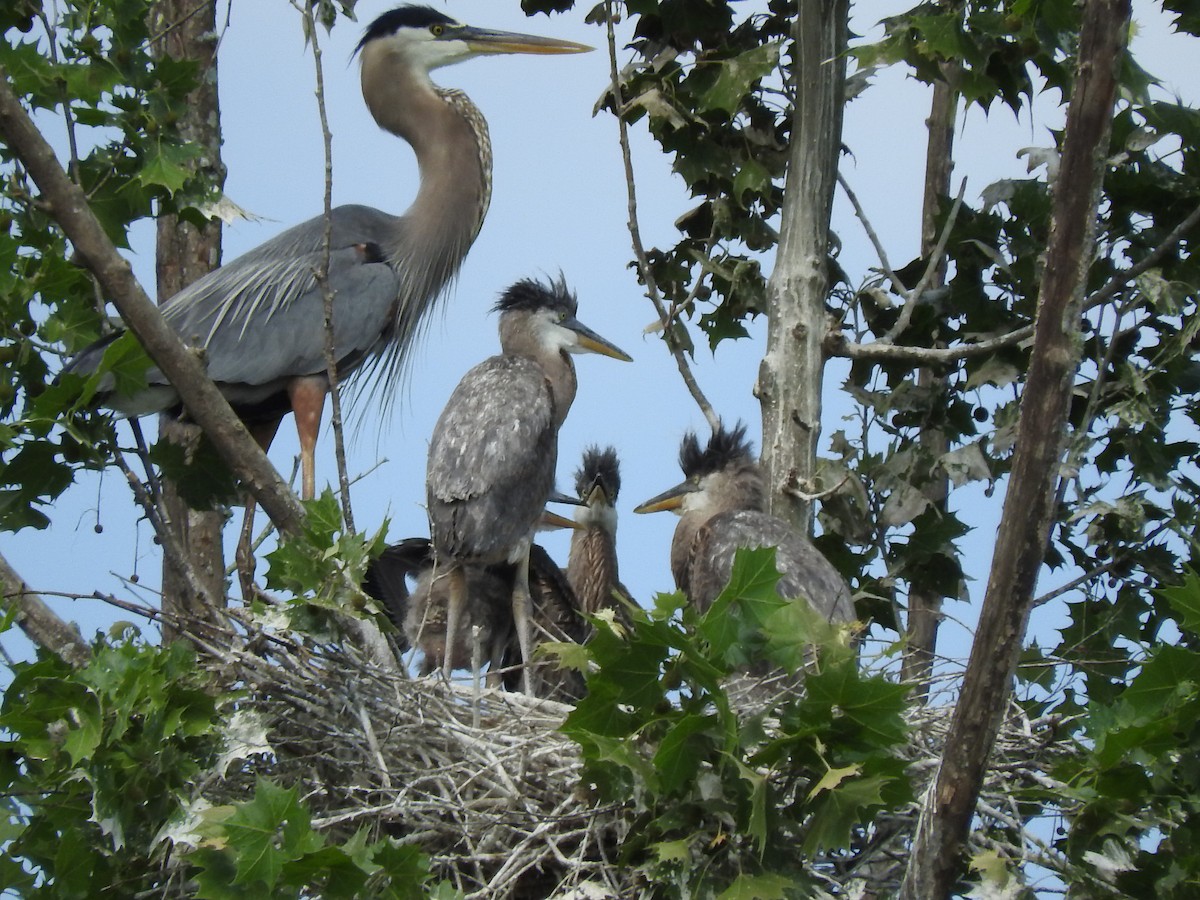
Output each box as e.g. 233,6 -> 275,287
159,205 -> 403,386
426,355 -> 558,561
696,511 -> 853,622
363,537 -> 434,638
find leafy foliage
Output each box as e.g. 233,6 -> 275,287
1054,570 -> 1200,897
561,550 -> 910,896
0,0 -> 222,531
190,779 -> 440,899
0,635 -> 221,894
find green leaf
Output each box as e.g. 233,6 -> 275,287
137,140 -> 201,195
802,772 -> 889,854
1159,569 -> 1200,635
653,713 -> 717,793
717,872 -> 796,900
220,779 -> 324,888
699,43 -> 781,115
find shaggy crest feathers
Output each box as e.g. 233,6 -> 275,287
679,421 -> 754,479
357,5 -> 457,53
575,445 -> 621,500
493,276 -> 577,317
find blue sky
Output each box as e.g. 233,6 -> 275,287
3,0 -> 1197,672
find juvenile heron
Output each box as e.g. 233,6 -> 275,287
426,277 -> 630,694
67,5 -> 589,500
365,532 -> 588,700
635,422 -> 854,623
567,446 -> 635,624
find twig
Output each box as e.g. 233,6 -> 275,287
296,2 -> 355,532
603,3 -> 718,431
884,178 -> 967,343
838,172 -> 908,298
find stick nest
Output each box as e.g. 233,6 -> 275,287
187,613 -> 1084,898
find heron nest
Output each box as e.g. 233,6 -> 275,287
180,612 -> 1084,898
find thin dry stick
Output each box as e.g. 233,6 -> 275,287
603,2 -> 718,430
831,196 -> 1200,366
297,2 -> 355,532
884,178 -> 967,342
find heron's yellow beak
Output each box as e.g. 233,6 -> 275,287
461,27 -> 592,56
565,316 -> 632,362
539,509 -> 584,531
634,480 -> 697,514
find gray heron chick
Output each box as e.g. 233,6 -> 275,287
635,422 -> 854,623
567,446 -> 635,624
67,5 -> 589,500
426,277 -> 630,694
363,511 -> 587,693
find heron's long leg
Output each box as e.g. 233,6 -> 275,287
287,375 -> 327,501
236,417 -> 283,600
511,546 -> 535,696
442,564 -> 467,682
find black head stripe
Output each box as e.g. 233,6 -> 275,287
356,5 -> 457,54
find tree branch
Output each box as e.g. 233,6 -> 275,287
297,1 -> 355,532
0,552 -> 91,667
603,2 -> 718,431
0,67 -> 306,537
900,0 -> 1131,893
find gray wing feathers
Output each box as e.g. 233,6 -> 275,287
426,355 -> 558,562
159,205 -> 402,386
697,511 -> 853,622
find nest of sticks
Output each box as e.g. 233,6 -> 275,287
180,611 -> 1085,898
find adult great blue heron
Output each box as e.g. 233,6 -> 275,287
635,422 -> 854,623
67,5 -> 589,499
567,446 -> 634,623
426,277 -> 630,694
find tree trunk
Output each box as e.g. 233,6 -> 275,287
901,66 -> 958,696
757,0 -> 848,532
148,0 -> 227,641
900,0 -> 1130,894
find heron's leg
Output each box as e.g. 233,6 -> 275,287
442,565 -> 467,682
236,417 -> 283,600
512,546 -> 535,696
286,375 -> 328,501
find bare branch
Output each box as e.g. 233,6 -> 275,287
603,2 -> 718,431
0,552 -> 91,667
884,178 -> 967,343
901,0 -> 1131,892
837,172 -> 908,298
0,67 -> 306,537
296,0 -> 355,532
1087,198 -> 1200,308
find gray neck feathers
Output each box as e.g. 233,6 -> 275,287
359,47 -> 491,391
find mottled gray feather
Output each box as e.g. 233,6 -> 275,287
426,354 -> 557,561
685,510 -> 853,622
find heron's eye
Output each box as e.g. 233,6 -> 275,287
430,24 -> 444,37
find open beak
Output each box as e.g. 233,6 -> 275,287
564,316 -> 632,362
539,509 -> 584,531
635,479 -> 699,514
547,489 -> 585,507
461,27 -> 592,56
585,480 -> 611,508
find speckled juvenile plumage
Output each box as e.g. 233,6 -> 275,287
425,277 -> 629,694
651,422 -> 854,622
567,446 -> 634,620
363,537 -> 586,698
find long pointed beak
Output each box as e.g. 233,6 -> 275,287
564,316 -> 632,362
634,480 -> 697,514
547,489 -> 585,507
585,481 -> 611,508
539,509 -> 584,531
460,27 -> 592,56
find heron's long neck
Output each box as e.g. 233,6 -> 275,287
362,57 -> 491,310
